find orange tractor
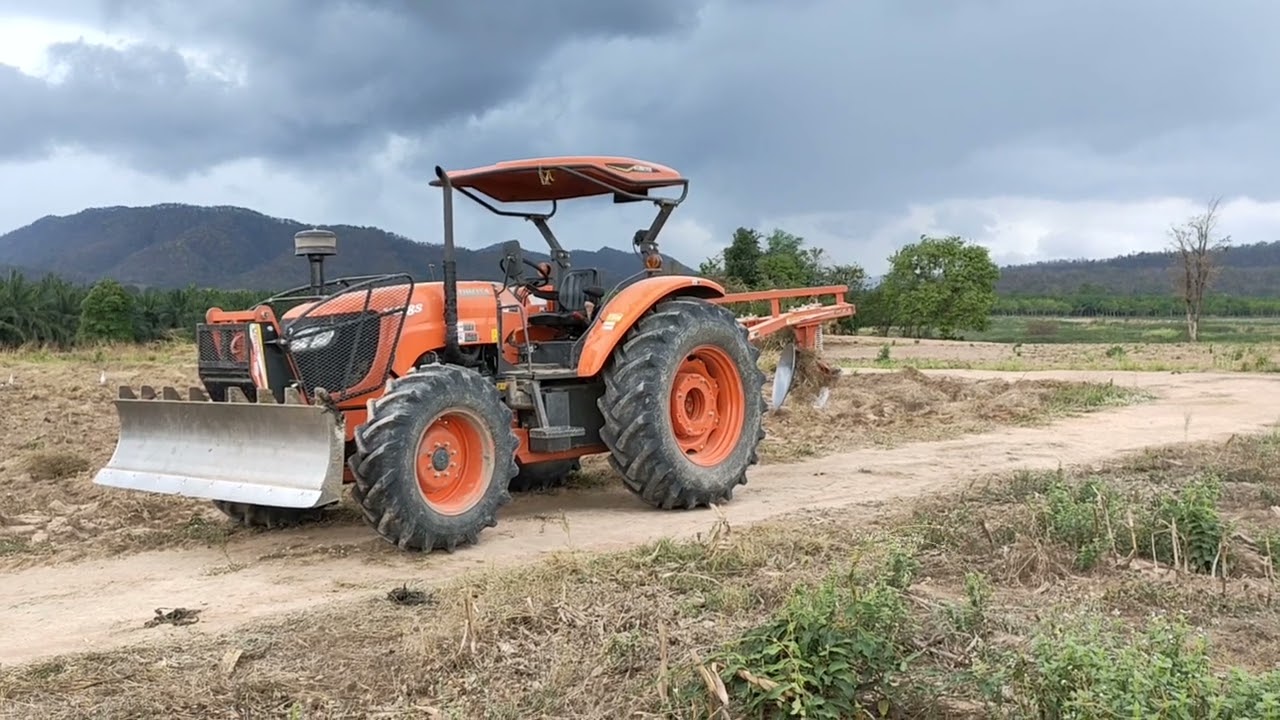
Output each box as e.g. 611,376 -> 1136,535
93,156 -> 854,551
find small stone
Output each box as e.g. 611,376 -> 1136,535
12,514 -> 48,527
46,517 -> 81,539
30,531 -> 49,545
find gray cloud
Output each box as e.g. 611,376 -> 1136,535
0,0 -> 703,174
2,0 -> 1280,271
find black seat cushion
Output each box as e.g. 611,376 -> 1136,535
555,268 -> 600,314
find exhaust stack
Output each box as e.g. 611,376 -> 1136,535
294,228 -> 338,295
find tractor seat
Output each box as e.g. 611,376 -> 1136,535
528,268 -> 604,329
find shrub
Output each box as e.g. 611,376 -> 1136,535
77,279 -> 136,344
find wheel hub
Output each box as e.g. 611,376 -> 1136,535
671,368 -> 718,442
667,346 -> 747,466
430,447 -> 451,472
415,415 -> 486,504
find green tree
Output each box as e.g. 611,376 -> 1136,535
78,278 -> 137,344
722,227 -> 763,287
757,229 -> 823,288
878,234 -> 1000,339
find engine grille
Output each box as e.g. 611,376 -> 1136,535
283,275 -> 414,403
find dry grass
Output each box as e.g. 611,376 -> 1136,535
21,451 -> 90,482
8,431 -> 1280,718
0,510 -> 872,719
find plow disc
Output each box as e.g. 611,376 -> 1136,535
93,385 -> 347,509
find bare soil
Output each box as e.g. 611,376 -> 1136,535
0,365 -> 1275,673
4,335 -> 1280,718
0,343 -> 219,565
759,365 -> 1146,461
0,345 -> 1139,569
5,425 -> 1280,718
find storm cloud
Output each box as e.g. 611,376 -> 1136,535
1,0 -> 1278,272
0,0 -> 702,171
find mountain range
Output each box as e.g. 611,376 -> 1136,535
2,202 -> 1279,297
0,204 -> 690,291
994,241 -> 1280,297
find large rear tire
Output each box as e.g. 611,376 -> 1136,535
598,296 -> 766,509
347,364 -> 518,551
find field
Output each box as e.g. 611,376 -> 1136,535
833,322 -> 1280,373
969,314 -> 1280,345
3,332 -> 1280,718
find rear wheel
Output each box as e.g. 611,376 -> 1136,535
598,296 -> 766,509
347,364 -> 518,551
211,500 -> 328,529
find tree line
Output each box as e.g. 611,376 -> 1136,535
0,207 -> 1250,349
0,270 -> 262,348
698,227 -> 1000,339
993,291 -> 1280,318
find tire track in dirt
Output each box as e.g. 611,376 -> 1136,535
2,369 -> 1277,666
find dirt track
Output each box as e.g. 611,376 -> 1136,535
2,368 -> 1278,667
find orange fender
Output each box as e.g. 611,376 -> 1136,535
576,275 -> 725,377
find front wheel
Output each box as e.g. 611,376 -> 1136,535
598,296 -> 766,509
347,364 -> 518,551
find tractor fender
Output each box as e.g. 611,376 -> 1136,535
576,276 -> 726,378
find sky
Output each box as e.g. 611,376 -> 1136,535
0,0 -> 1277,276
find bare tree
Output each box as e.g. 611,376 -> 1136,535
1169,197 -> 1231,342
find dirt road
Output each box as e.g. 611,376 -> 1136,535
2,368 -> 1277,667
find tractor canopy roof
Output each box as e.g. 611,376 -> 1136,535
431,155 -> 687,204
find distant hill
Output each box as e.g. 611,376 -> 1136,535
996,241 -> 1280,297
0,204 -> 691,291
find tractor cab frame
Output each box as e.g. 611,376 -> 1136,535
428,157 -> 699,380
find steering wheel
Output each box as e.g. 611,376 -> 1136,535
523,258 -> 552,287
500,256 -> 557,306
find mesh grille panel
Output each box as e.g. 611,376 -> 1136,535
196,323 -> 251,372
284,275 -> 414,403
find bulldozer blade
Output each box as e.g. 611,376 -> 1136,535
93,386 -> 346,509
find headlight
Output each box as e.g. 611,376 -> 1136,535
290,328 -> 336,351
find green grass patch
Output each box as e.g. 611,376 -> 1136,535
969,315 -> 1280,345
978,613 -> 1280,718
1042,379 -> 1153,414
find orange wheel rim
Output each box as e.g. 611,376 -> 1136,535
669,344 -> 746,466
414,409 -> 494,515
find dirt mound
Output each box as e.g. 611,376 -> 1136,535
760,367 -> 1146,463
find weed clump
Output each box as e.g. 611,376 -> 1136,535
686,540 -> 921,719
977,614 -> 1280,718
22,450 -> 90,481
1034,473 -> 1256,577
